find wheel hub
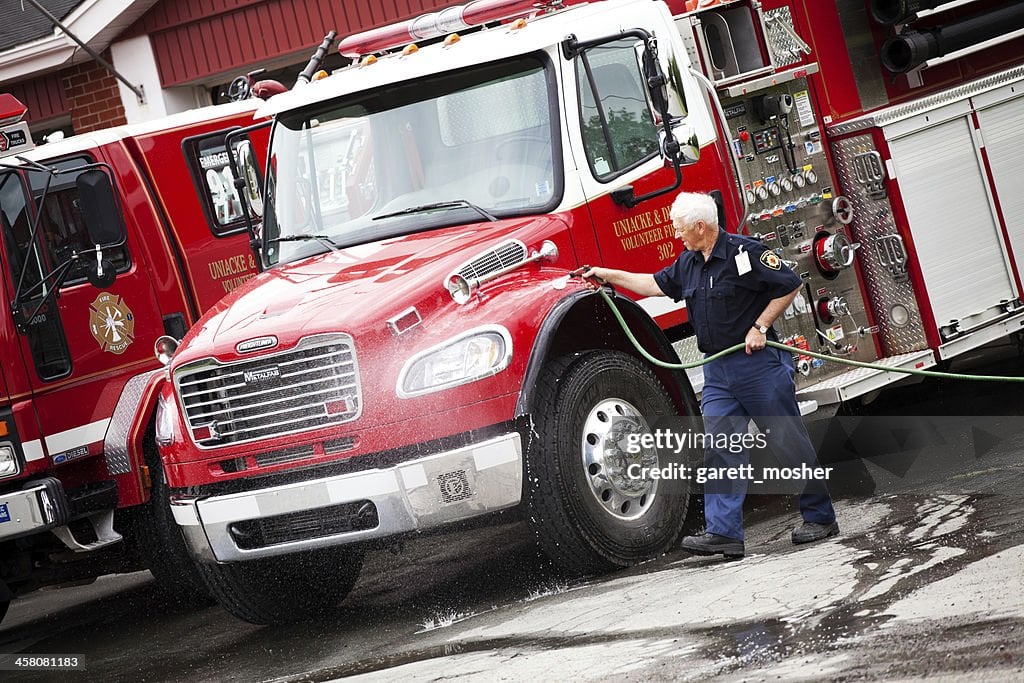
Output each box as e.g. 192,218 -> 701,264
581,398 -> 659,521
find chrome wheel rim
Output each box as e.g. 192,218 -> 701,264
581,398 -> 659,521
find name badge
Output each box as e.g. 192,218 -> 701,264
735,248 -> 751,275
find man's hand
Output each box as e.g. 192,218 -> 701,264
745,326 -> 767,355
581,266 -> 609,283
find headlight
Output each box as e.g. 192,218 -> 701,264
0,443 -> 20,479
155,393 -> 180,447
398,326 -> 513,397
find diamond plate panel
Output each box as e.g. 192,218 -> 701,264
105,370 -> 163,476
830,134 -> 928,355
764,7 -> 802,68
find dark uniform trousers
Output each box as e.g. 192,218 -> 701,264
701,346 -> 836,541
654,227 -> 837,542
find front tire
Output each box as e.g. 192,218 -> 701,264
195,547 -> 364,625
137,440 -> 213,606
525,351 -> 693,575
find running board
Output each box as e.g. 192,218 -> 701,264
796,350 -> 936,406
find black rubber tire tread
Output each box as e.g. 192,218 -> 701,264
0,600 -> 8,625
525,351 -> 691,575
195,546 -> 364,625
138,442 -> 214,607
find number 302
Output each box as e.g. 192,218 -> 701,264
657,242 -> 675,261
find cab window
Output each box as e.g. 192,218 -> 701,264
184,130 -> 261,236
577,39 -> 660,181
26,157 -> 131,286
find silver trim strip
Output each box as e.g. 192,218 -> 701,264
827,65 -> 1024,137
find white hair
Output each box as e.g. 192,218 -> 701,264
670,191 -> 719,230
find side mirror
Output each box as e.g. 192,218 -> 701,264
642,45 -> 670,119
660,125 -> 700,167
236,140 -> 264,217
77,170 -> 126,247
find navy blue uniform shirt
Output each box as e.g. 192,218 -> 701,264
654,228 -> 801,353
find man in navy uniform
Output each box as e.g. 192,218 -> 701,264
585,191 -> 838,559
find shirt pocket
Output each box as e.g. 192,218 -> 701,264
708,283 -> 736,319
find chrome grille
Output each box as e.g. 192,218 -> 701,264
456,240 -> 527,283
175,334 -> 361,448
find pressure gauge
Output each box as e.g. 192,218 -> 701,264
768,182 -> 782,197
804,169 -> 818,184
755,185 -> 770,201
745,189 -> 757,205
793,174 -> 806,189
780,177 -> 794,193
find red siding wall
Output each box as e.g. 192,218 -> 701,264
7,73 -> 68,125
127,0 -> 455,87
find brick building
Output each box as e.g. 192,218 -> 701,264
0,0 -> 453,140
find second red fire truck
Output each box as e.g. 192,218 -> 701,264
0,93 -> 270,625
113,0 -> 1024,624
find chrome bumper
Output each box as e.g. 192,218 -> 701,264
0,479 -> 65,542
171,433 -> 523,562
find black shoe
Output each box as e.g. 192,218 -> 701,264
792,520 -> 839,544
681,532 -> 744,558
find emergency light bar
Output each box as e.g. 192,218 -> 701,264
0,94 -> 28,127
337,0 -> 552,58
0,94 -> 34,158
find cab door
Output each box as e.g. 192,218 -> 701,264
1,157 -> 163,466
561,27 -> 725,328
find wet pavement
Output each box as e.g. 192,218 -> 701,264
2,347 -> 1024,681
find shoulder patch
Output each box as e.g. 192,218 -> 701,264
760,250 -> 782,271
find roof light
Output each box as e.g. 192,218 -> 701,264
0,94 -> 27,127
361,55 -> 378,66
337,0 -> 548,58
402,43 -> 419,56
444,33 -> 462,47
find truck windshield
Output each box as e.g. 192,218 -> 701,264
263,54 -> 558,265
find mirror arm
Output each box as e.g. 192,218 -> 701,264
611,33 -> 686,208
12,170 -> 56,306
12,256 -> 75,334
225,123 -> 271,271
610,161 -> 683,209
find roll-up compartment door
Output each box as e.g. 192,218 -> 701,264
975,91 -> 1024,291
887,115 -> 1015,333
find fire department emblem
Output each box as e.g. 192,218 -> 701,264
760,250 -> 782,271
89,293 -> 135,355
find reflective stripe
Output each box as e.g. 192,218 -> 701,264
44,418 -> 111,455
22,440 -> 45,462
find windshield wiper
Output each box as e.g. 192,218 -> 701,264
373,200 -> 498,223
265,234 -> 338,251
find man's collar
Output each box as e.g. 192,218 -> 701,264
709,227 -> 729,261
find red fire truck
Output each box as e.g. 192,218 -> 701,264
144,0 -> 1024,624
0,94 -> 270,624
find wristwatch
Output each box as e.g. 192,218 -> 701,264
752,323 -> 769,334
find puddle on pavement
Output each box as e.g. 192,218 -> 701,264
693,491 -> 1024,677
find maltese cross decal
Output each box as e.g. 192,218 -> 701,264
89,293 -> 135,355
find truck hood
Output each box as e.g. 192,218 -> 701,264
182,215 -> 570,357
